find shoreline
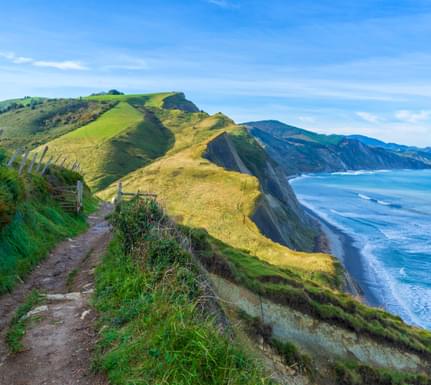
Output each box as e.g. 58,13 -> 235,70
303,205 -> 382,308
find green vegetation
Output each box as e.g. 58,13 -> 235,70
37,100 -> 174,191
6,290 -> 44,353
0,98 -> 115,149
333,361 -> 431,385
0,152 -> 97,293
100,108 -> 335,280
93,197 -> 270,385
86,91 -> 180,108
184,226 -> 431,359
0,96 -> 46,114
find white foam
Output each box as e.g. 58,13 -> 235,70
377,200 -> 391,206
332,170 -> 390,176
358,193 -> 372,200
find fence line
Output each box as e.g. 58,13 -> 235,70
114,181 -> 157,206
6,145 -> 80,177
6,146 -> 84,214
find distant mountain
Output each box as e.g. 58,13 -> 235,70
244,120 -> 431,175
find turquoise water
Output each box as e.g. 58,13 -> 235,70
290,169 -> 431,330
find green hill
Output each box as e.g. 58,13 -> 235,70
35,92 -> 199,191
2,92 -> 430,383
0,98 -> 115,149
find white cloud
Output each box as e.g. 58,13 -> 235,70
356,111 -> 381,123
0,51 -> 87,70
395,109 -> 431,123
33,60 -> 87,70
206,0 -> 238,8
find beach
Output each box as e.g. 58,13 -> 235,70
304,206 -> 382,307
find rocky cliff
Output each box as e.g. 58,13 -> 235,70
246,120 -> 430,175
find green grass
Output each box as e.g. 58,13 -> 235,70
99,109 -> 336,280
333,360 -> 431,385
0,98 -> 115,149
93,198 -> 271,385
183,226 -> 431,360
36,102 -> 173,191
0,158 -> 97,294
6,290 -> 44,353
86,92 -> 177,108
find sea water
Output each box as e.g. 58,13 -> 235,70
290,169 -> 431,330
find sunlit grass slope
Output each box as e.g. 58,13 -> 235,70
100,108 -> 335,279
87,92 -> 175,107
35,102 -> 173,191
0,98 -> 114,149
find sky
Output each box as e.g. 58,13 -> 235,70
1,0 -> 431,146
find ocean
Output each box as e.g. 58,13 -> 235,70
290,169 -> 431,330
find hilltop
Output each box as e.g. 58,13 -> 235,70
0,92 -> 430,384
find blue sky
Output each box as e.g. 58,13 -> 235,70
1,0 -> 431,145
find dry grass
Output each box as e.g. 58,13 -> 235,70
99,108 -> 335,277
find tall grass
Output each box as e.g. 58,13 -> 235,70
0,160 -> 96,294
93,198 -> 271,385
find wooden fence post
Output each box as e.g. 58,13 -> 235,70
35,146 -> 48,172
18,150 -> 30,175
28,152 -> 37,173
116,182 -> 123,206
76,180 -> 83,213
41,156 -> 53,176
7,148 -> 21,168
60,157 -> 67,168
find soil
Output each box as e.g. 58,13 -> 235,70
0,203 -> 112,385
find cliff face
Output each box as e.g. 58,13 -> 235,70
246,121 -> 430,175
204,131 -> 320,252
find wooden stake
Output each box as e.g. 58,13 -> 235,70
28,152 -> 38,173
18,150 -> 30,175
41,156 -> 53,175
35,146 -> 48,172
7,148 -> 21,167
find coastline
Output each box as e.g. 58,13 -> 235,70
303,205 -> 382,307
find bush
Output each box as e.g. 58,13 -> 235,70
0,167 -> 24,228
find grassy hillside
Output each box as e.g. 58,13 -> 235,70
0,96 -> 46,113
36,92 -> 198,191
0,148 -> 96,293
94,198 -> 270,384
99,108 -> 335,281
0,98 -> 115,149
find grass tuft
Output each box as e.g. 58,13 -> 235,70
6,290 -> 44,353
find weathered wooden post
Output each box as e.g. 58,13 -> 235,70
7,148 -> 21,168
28,152 -> 38,173
76,180 -> 83,213
116,181 -> 123,206
35,146 -> 48,172
18,150 -> 30,175
60,157 -> 67,168
41,156 -> 53,176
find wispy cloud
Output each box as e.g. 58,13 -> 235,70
206,0 -> 238,9
395,110 -> 431,123
356,111 -> 381,123
0,51 -> 87,70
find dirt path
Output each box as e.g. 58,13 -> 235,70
0,203 -> 112,385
